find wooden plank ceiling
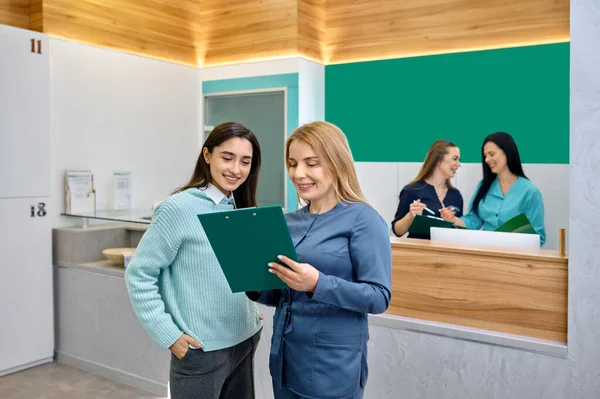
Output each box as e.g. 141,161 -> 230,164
0,0 -> 29,30
325,0 -> 570,64
0,0 -> 569,66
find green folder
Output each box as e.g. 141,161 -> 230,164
494,213 -> 536,234
408,214 -> 456,239
198,205 -> 297,293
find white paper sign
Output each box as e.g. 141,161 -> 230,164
113,171 -> 132,210
65,170 -> 95,214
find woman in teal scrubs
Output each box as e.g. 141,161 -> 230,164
441,132 -> 546,245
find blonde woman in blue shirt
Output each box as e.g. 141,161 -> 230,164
125,122 -> 263,399
441,131 -> 546,245
247,121 -> 392,399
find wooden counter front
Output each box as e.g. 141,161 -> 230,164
388,238 -> 568,343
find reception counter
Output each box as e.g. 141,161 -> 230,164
379,237 -> 568,350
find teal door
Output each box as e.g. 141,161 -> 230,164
205,91 -> 286,208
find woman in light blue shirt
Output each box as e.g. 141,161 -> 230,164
441,132 -> 546,245
126,122 -> 263,399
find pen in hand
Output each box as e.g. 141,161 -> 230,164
413,200 -> 436,215
438,205 -> 460,213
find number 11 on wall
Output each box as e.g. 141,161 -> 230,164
30,39 -> 42,54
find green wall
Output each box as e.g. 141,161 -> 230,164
325,43 -> 570,164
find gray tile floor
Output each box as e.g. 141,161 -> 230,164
0,362 -> 165,399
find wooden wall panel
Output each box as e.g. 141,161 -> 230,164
388,239 -> 568,343
325,0 -> 570,64
42,0 -> 201,66
198,0 -> 297,67
0,0 -> 29,30
29,0 -> 43,32
297,0 -> 325,63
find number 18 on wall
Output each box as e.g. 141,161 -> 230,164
31,202 -> 46,217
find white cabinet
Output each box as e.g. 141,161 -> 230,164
0,24 -> 50,199
0,24 -> 52,376
0,197 -> 53,374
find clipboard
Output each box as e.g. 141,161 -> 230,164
495,213 -> 536,234
198,205 -> 298,293
408,214 -> 458,239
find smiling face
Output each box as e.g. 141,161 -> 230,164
203,137 -> 253,195
436,146 -> 461,179
483,141 -> 508,175
287,139 -> 336,204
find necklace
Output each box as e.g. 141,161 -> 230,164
436,186 -> 447,204
426,179 -> 448,205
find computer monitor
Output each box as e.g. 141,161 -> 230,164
430,227 -> 541,250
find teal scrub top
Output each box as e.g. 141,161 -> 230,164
461,176 -> 546,246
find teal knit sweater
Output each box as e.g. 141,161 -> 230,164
125,188 -> 262,351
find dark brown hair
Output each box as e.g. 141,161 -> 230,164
173,122 -> 262,208
409,140 -> 458,189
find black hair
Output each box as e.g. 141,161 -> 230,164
472,132 -> 527,215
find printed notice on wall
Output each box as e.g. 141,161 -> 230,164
113,171 -> 132,210
65,170 -> 95,214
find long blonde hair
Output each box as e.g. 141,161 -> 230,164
285,121 -> 366,204
409,140 -> 458,189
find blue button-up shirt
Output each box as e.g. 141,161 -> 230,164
461,176 -> 546,245
250,201 -> 392,398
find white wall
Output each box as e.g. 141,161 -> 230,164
298,59 -> 325,125
50,38 -> 202,227
357,162 -> 569,250
200,58 -> 300,81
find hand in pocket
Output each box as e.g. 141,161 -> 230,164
169,333 -> 202,360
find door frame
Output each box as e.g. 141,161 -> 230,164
203,87 -> 288,211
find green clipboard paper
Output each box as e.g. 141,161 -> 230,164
408,214 -> 457,239
494,213 -> 536,234
198,205 -> 298,293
